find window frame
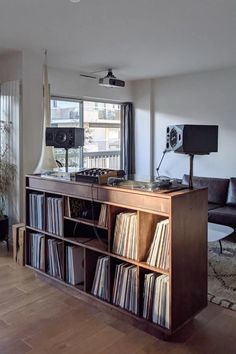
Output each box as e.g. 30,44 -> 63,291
50,95 -> 124,170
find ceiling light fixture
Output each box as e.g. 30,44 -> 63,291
70,0 -> 81,3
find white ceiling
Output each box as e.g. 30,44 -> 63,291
0,0 -> 236,80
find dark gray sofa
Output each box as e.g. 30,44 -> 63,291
182,175 -> 236,229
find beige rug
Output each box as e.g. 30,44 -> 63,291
208,241 -> 236,311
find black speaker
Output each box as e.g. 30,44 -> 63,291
46,127 -> 84,148
166,125 -> 218,154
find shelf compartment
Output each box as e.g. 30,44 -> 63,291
110,206 -> 138,261
26,190 -> 45,231
110,257 -> 139,316
65,243 -> 85,289
65,197 -> 101,219
26,230 -> 45,272
90,254 -> 110,302
140,268 -> 170,329
45,235 -> 64,281
45,194 -> 64,237
138,211 -> 169,263
64,218 -> 108,251
84,249 -> 110,301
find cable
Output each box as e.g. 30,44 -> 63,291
72,214 -> 93,243
156,149 -> 168,178
91,184 -> 107,246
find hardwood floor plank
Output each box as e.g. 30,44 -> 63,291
0,251 -> 236,354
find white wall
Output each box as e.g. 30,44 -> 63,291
0,51 -> 22,82
49,67 -> 133,102
131,79 -> 154,180
132,67 -> 236,180
154,67 -> 236,179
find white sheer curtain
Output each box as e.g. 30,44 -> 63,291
0,80 -> 21,224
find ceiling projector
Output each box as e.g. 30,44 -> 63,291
99,69 -> 125,88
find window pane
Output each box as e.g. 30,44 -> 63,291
83,101 -> 121,169
51,98 -> 82,126
50,98 -> 121,171
50,98 -> 82,169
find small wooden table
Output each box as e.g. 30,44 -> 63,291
208,222 -> 234,253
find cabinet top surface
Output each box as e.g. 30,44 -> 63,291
26,174 -> 206,200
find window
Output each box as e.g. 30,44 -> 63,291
50,98 -> 121,170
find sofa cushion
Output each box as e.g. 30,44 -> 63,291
208,206 -> 236,227
226,178 -> 236,206
182,175 -> 229,205
208,203 -> 222,211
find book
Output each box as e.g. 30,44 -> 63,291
113,212 -> 138,260
29,194 -> 44,230
46,197 -> 63,236
98,204 -> 108,227
66,246 -> 84,285
29,233 -> 45,270
152,275 -> 170,328
47,239 -> 63,279
143,273 -> 156,320
91,256 -> 109,301
146,219 -> 170,270
112,263 -> 138,314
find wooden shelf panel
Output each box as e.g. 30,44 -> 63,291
25,175 -> 208,337
26,226 -> 64,241
64,237 -> 108,253
26,175 -> 171,215
26,225 -> 169,275
139,262 -> 169,275
64,216 -> 108,230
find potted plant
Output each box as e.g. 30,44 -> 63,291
0,121 -> 16,250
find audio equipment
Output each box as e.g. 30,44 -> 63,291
46,127 -> 84,149
166,125 -> 218,154
107,177 -> 125,186
74,169 -> 126,184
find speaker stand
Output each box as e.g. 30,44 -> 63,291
189,154 -> 194,189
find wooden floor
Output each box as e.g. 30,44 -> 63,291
0,246 -> 236,354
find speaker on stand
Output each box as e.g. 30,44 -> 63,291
165,125 -> 218,188
46,127 -> 85,172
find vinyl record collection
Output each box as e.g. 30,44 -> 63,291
47,197 -> 63,236
66,246 -> 84,285
29,233 -> 45,270
146,219 -> 170,270
91,256 -> 109,301
143,273 -> 170,328
112,263 -> 138,314
98,204 -> 108,227
112,212 -> 137,260
29,193 -> 44,229
47,239 -> 63,279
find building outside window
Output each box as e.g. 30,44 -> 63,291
50,97 -> 121,170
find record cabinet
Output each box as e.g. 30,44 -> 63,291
25,175 -> 208,338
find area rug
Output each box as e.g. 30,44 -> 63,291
208,241 -> 236,310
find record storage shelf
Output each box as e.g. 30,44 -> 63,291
25,175 -> 208,338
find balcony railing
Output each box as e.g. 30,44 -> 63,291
84,151 -> 120,169
54,150 -> 120,170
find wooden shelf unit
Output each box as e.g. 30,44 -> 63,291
25,175 -> 208,337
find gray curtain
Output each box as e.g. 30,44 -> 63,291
121,102 -> 135,176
